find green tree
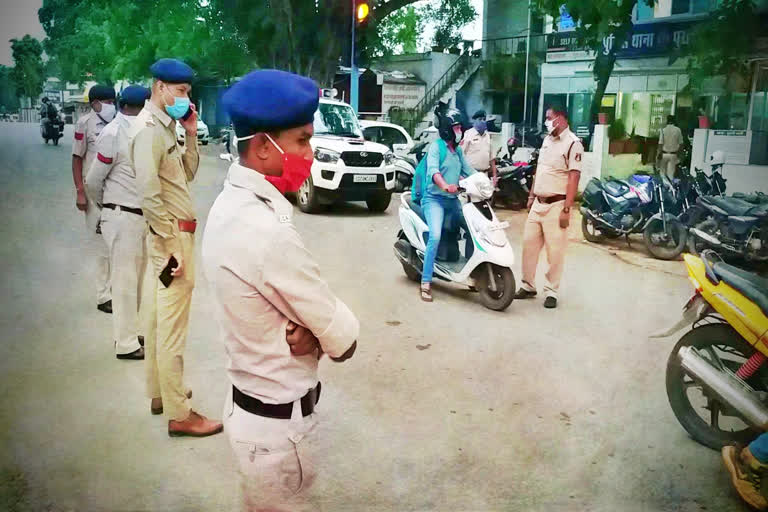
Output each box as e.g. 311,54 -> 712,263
0,65 -> 21,112
9,35 -> 45,100
424,0 -> 477,51
371,5 -> 423,57
684,0 -> 762,93
536,0 -> 648,127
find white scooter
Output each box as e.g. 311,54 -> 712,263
394,173 -> 517,311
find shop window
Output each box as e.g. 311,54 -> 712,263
635,0 -> 712,20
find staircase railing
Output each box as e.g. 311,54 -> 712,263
391,52 -> 474,136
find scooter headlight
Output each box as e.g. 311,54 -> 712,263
314,147 -> 340,163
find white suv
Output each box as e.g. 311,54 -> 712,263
298,98 -> 396,213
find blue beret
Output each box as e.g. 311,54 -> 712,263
88,85 -> 116,101
150,58 -> 195,83
120,85 -> 150,106
222,69 -> 319,137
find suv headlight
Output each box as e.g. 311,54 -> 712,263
314,147 -> 340,163
384,151 -> 395,165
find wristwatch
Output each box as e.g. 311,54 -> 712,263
563,206 -> 571,214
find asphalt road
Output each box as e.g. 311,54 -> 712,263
0,122 -> 747,511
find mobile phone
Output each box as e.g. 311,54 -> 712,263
181,106 -> 193,121
159,256 -> 178,288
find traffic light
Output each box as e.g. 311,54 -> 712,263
355,1 -> 370,26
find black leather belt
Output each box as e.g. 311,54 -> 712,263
103,203 -> 143,216
663,151 -> 678,154
233,383 -> 321,419
536,194 -> 567,204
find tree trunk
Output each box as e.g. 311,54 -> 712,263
588,50 -> 616,133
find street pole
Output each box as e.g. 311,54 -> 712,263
350,0 -> 359,113
522,0 -> 531,145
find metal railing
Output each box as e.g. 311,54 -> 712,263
391,52 -> 475,136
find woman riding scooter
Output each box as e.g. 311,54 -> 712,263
420,108 -> 476,302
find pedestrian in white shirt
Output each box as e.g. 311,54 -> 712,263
658,115 -> 684,179
85,85 -> 151,360
202,69 -> 359,512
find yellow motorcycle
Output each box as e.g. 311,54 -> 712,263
654,250 -> 768,450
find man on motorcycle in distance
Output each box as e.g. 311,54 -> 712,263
420,107 -> 477,302
723,437 -> 768,510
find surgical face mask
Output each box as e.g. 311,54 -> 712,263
237,133 -> 312,194
545,119 -> 555,134
474,120 -> 487,134
96,102 -> 116,122
161,85 -> 191,120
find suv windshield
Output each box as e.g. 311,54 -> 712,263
314,102 -> 362,138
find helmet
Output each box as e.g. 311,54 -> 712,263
708,150 -> 725,166
41,97 -> 49,103
434,106 -> 463,143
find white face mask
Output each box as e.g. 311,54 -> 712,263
97,102 -> 116,122
545,119 -> 555,134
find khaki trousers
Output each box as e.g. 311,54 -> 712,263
223,388 -> 319,512
84,196 -> 111,305
660,153 -> 678,180
142,230 -> 194,421
100,207 -> 146,355
521,199 -> 569,299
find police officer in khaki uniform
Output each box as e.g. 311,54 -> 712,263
85,85 -> 151,361
460,109 -> 497,183
129,59 -> 222,437
73,84 -> 116,313
202,70 -> 359,511
515,107 -> 583,309
658,115 -> 684,180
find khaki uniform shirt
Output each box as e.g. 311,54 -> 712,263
85,113 -> 141,208
460,128 -> 493,171
73,110 -> 109,178
533,128 -> 584,197
128,100 -> 198,256
202,163 -> 360,404
659,124 -> 683,153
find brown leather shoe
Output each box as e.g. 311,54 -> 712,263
168,411 -> 223,438
151,389 -> 193,415
722,445 -> 768,510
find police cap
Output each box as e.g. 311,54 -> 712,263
150,58 -> 195,84
472,109 -> 486,120
120,85 -> 151,106
222,69 -> 319,138
88,85 -> 116,102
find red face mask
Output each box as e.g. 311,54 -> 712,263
264,133 -> 313,194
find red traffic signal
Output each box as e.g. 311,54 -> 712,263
356,1 -> 370,24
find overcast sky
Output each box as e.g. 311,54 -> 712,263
0,0 -> 483,67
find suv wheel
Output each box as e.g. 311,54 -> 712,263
298,175 -> 322,214
366,192 -> 392,213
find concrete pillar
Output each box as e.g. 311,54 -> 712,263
592,123 -> 609,180
691,128 -> 710,172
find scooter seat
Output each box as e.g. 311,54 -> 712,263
713,262 -> 768,316
407,196 -> 426,223
700,196 -> 756,217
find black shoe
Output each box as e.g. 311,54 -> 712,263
544,296 -> 558,309
97,300 -> 113,314
116,347 -> 145,360
514,288 -> 537,300
138,336 -> 144,347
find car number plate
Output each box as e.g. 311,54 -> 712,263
353,175 -> 377,183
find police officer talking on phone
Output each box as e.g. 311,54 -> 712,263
129,58 -> 222,437
202,70 -> 359,511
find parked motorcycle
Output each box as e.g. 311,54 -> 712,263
652,250 -> 768,450
580,172 -> 688,260
41,114 -> 64,145
687,194 -> 768,261
394,173 -> 516,311
492,150 -> 537,210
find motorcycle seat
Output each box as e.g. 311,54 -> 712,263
713,262 -> 768,316
700,196 -> 756,217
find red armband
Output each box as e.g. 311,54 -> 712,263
97,153 -> 113,164
74,132 -> 84,140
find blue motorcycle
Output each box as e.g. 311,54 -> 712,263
580,172 -> 688,260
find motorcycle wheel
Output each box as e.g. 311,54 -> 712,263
475,263 -> 515,311
581,215 -> 605,243
643,217 -> 687,260
666,323 -> 766,451
687,217 -> 717,256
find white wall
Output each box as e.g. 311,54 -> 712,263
721,165 -> 768,194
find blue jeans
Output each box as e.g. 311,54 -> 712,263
750,433 -> 768,463
421,195 -> 466,284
